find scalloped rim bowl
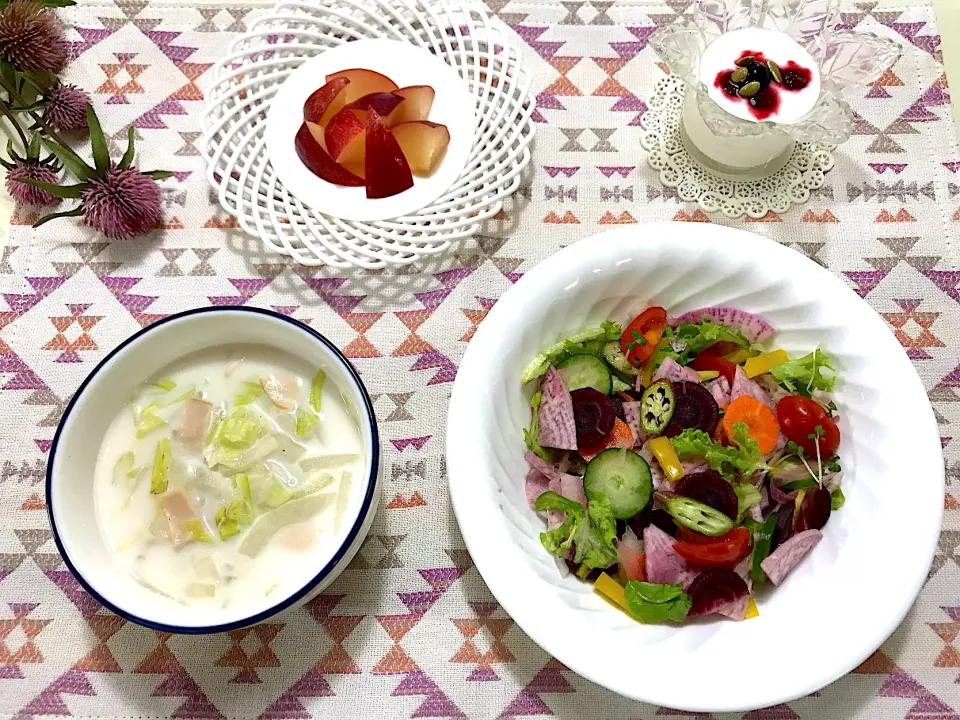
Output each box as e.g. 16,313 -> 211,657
447,224 -> 943,712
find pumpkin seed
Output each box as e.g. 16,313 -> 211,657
736,56 -> 756,67
767,60 -> 782,84
731,67 -> 749,84
738,81 -> 761,98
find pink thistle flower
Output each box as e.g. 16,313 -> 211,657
81,166 -> 162,240
0,0 -> 68,73
43,83 -> 90,132
5,159 -> 60,206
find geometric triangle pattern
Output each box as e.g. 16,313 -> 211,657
1,1 -> 960,718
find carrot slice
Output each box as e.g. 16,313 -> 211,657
580,417 -> 633,462
722,395 -> 779,454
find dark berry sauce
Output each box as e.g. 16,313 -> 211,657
713,49 -> 813,121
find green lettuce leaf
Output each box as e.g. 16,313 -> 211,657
663,320 -> 751,366
623,581 -> 692,623
770,349 -> 837,396
670,423 -> 768,482
136,408 -> 168,439
182,518 -> 214,543
152,378 -> 176,392
533,490 -> 617,569
830,487 -> 846,510
310,370 -> 326,412
204,408 -> 272,469
520,321 -> 622,385
234,381 -> 263,406
296,409 -> 319,437
734,483 -> 762,520
150,438 -> 170,494
610,375 -> 632,393
523,390 -> 552,462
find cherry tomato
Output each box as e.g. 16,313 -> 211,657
691,351 -> 737,386
620,307 -> 668,367
776,395 -> 840,458
673,527 -> 751,568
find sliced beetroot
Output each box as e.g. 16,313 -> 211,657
628,507 -> 676,537
663,381 -> 720,437
571,387 -> 616,447
675,470 -> 739,520
687,568 -> 749,617
797,487 -> 831,531
671,306 -> 775,343
771,503 -> 795,551
537,367 -> 577,451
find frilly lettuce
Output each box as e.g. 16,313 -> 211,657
533,490 -> 618,569
520,321 -> 622,385
670,423 -> 768,482
770,349 -> 837,396
234,381 -> 262,406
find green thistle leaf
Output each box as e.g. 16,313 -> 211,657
17,179 -> 85,199
118,126 -> 136,170
86,105 -> 109,175
33,206 -> 84,228
42,137 -> 94,182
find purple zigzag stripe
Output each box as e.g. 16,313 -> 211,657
398,589 -> 443,614
598,166 -> 634,178
434,267 -> 474,286
939,364 -> 960,388
23,669 -> 95,716
419,567 -> 463,590
260,668 -> 333,720
843,270 -> 887,298
68,27 -> 115,59
922,270 -> 960,303
142,30 -> 198,62
391,436 -> 431,453
610,95 -> 646,112
509,25 -> 563,59
468,667 -> 498,681
393,671 -> 466,718
536,92 -> 565,111
45,570 -> 102,618
0,665 -> 24,679
135,98 -> 188,130
303,278 -> 349,295
544,167 -> 579,178
0,352 -> 45,391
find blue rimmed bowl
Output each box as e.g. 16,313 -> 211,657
46,306 -> 381,633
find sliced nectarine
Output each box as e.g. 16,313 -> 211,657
324,108 -> 366,167
348,92 -> 404,126
391,121 -> 450,176
295,122 -> 364,186
303,77 -> 350,126
326,68 -> 398,104
364,109 -> 413,199
391,85 -> 435,125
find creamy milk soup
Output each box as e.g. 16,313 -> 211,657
94,344 -> 365,611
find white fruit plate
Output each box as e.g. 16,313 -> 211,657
200,0 -> 535,269
447,224 -> 944,712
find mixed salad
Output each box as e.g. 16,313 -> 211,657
521,306 -> 844,623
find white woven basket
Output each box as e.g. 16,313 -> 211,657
200,0 -> 535,269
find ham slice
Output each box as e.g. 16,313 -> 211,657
537,367 -> 577,450
179,398 -> 212,452
524,467 -> 550,509
730,365 -> 772,408
643,525 -> 697,590
160,488 -> 199,548
706,376 -> 731,409
760,529 -> 822,585
650,356 -> 700,385
621,401 -> 648,446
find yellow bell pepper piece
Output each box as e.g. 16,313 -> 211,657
744,349 -> 790,378
794,489 -> 807,526
649,436 -> 684,482
745,596 -> 760,619
696,370 -> 719,381
594,572 -> 629,611
724,348 -> 751,365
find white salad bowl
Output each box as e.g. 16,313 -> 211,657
447,223 -> 944,712
47,307 -> 381,633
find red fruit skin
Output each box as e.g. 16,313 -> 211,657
294,123 -> 364,187
363,109 -> 413,199
324,109 -> 366,162
349,92 -> 404,119
303,77 -> 350,124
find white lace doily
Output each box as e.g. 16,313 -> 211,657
640,75 -> 835,219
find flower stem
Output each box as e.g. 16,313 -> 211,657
0,75 -> 70,149
0,100 -> 29,152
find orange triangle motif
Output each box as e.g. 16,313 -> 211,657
373,644 -> 419,674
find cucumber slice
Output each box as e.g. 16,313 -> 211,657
583,448 -> 652,519
557,354 -> 612,395
603,341 -> 638,377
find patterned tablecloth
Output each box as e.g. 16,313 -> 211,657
1,0 -> 959,717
